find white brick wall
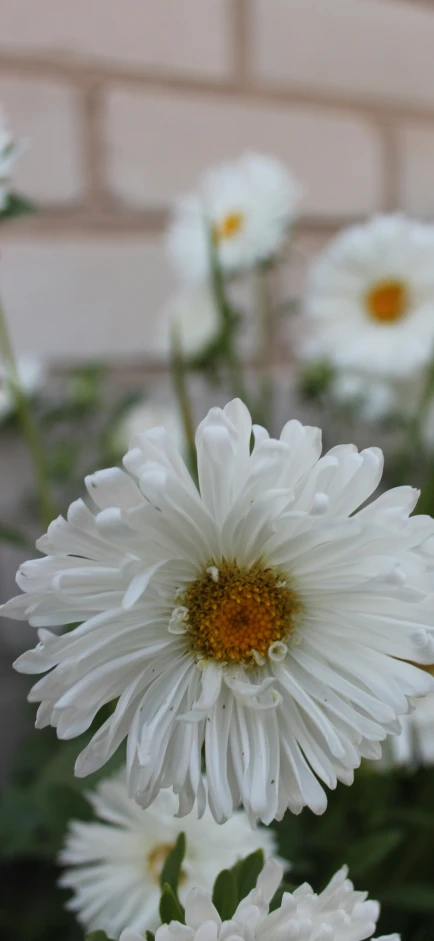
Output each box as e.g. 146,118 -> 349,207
105,88 -> 383,216
0,77 -> 85,204
251,0 -> 434,108
0,0 -> 232,79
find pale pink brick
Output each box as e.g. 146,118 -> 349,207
0,0 -> 231,80
397,123 -> 434,218
105,89 -> 383,217
252,0 -> 434,109
0,77 -> 85,204
0,238 -> 177,359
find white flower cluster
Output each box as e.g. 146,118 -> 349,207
119,858 -> 399,941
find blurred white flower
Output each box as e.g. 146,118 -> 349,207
381,691 -> 434,769
302,214 -> 434,380
0,107 -> 24,210
59,767 -> 277,939
119,857 -> 399,941
331,372 -> 403,423
118,400 -> 185,455
0,356 -> 45,421
158,287 -> 220,358
167,153 -> 302,282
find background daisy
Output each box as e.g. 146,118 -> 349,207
59,768 -> 277,939
167,153 -> 302,283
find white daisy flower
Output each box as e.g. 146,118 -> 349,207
59,767 -> 277,939
302,214 -> 434,380
158,287 -> 220,358
167,153 -> 302,283
119,858 -> 400,941
5,399 -> 434,824
0,106 -> 23,211
117,401 -> 185,457
0,356 -> 45,421
381,690 -> 434,769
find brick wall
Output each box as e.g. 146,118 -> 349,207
1,0 -> 434,360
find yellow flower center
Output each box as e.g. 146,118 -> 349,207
365,279 -> 408,323
213,211 -> 244,242
182,561 -> 300,666
147,843 -> 186,883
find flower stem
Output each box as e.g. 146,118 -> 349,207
0,294 -> 56,529
255,261 -> 274,430
170,324 -> 198,480
207,225 -> 249,405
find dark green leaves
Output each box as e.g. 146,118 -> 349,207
230,849 -> 264,902
212,869 -> 238,920
159,884 -> 185,925
0,190 -> 36,221
160,833 -> 186,892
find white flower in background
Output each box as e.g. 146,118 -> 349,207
6,399 -> 434,824
0,107 -> 23,210
0,356 -> 45,421
119,858 -> 400,941
330,371 -> 409,423
118,400 -> 185,456
381,691 -> 434,769
167,153 -> 302,283
158,287 -> 220,358
59,767 -> 277,939
302,214 -> 434,380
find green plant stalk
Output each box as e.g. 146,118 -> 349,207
0,295 -> 56,529
208,225 -> 249,404
170,324 -> 198,480
255,261 -> 274,430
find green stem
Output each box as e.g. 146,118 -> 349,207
255,261 -> 274,429
207,225 -> 249,405
170,325 -> 198,481
0,295 -> 56,529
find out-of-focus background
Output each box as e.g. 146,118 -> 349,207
2,0 -> 434,782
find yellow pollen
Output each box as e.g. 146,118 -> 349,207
365,279 -> 408,324
182,560 -> 300,666
213,211 -> 244,242
147,843 -> 186,883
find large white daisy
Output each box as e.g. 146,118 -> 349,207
59,767 -> 276,939
119,858 -> 399,941
5,399 -> 434,824
167,153 -> 302,283
302,214 -> 434,379
0,106 -> 23,211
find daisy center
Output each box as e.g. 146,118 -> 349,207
365,279 -> 408,323
213,211 -> 244,242
147,842 -> 186,883
181,561 -> 299,665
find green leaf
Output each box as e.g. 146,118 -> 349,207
212,869 -> 238,920
146,932 -> 155,941
344,828 -> 404,878
159,883 -> 185,925
231,849 -> 264,902
0,190 -> 36,220
159,832 -> 186,892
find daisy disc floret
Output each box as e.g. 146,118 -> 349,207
167,153 -> 302,282
302,214 -> 434,379
5,399 -> 434,824
59,767 -> 276,939
119,858 -> 400,941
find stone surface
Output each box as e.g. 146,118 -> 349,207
251,0 -> 434,109
105,88 -> 383,216
0,77 -> 85,204
0,0 -> 232,80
